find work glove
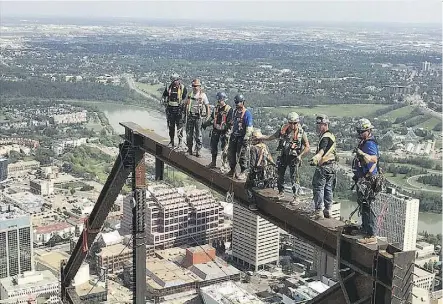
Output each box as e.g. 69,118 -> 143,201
309,154 -> 321,166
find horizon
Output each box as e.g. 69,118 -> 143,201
1,1 -> 441,25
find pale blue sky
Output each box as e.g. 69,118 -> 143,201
1,1 -> 441,24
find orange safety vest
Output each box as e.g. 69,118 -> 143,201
213,104 -> 231,131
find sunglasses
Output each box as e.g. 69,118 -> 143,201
192,85 -> 200,88
357,130 -> 368,134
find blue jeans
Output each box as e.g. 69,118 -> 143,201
312,164 -> 336,211
357,178 -> 377,236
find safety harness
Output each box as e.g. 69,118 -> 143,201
186,91 -> 206,116
213,104 -> 231,131
233,108 -> 246,134
167,83 -> 184,107
279,124 -> 304,155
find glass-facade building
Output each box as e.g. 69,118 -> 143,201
0,203 -> 33,279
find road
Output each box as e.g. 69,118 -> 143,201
406,174 -> 442,193
124,74 -> 160,103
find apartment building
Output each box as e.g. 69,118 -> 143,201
231,203 -> 280,271
374,188 -> 419,251
0,203 -> 34,279
120,184 -> 231,253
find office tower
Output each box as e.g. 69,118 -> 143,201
232,203 -> 280,271
0,158 -> 8,182
374,188 -> 419,251
0,203 -> 33,279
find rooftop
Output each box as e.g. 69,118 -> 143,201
0,202 -> 27,221
146,258 -> 199,289
75,281 -> 106,297
414,267 -> 435,278
6,191 -> 46,211
97,242 -> 131,258
190,260 -> 240,280
200,281 -> 264,304
34,222 -> 72,234
0,270 -> 57,291
35,250 -> 70,272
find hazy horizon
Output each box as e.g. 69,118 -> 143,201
1,1 -> 441,25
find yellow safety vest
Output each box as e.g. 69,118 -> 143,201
317,131 -> 336,165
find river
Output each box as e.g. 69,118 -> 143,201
98,101 -> 442,236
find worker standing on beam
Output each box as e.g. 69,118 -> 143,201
262,112 -> 310,203
226,94 -> 253,180
185,79 -> 210,157
161,73 -> 187,147
202,92 -> 233,169
352,118 -> 381,245
309,114 -> 337,220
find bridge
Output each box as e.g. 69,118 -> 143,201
60,122 -> 415,304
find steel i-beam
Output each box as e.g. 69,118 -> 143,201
132,147 -> 147,304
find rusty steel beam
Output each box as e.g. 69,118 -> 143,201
119,122 -> 415,303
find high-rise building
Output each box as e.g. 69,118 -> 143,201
288,201 -> 341,279
232,203 -> 280,271
0,203 -> 33,279
0,158 -> 8,183
422,61 -> 431,71
374,188 -> 419,251
120,184 -> 231,252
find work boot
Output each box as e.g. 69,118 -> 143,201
226,168 -> 235,178
248,204 -> 258,211
187,146 -> 193,155
291,195 -> 299,206
207,155 -> 217,168
310,209 -> 324,220
195,149 -> 201,158
323,209 -> 331,219
236,171 -> 247,181
168,139 -> 175,147
357,236 -> 377,245
277,191 -> 285,200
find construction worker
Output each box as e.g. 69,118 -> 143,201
226,94 -> 253,180
185,79 -> 209,157
309,114 -> 337,220
246,129 -> 275,211
202,92 -> 233,168
352,118 -> 380,245
161,73 -> 187,147
264,112 -> 310,202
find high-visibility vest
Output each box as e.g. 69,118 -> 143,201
279,124 -> 304,153
187,91 -> 206,115
167,84 -> 183,107
213,104 -> 231,131
316,131 -> 336,165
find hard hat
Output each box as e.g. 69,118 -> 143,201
192,79 -> 201,87
287,112 -> 300,123
356,118 -> 374,132
234,94 -> 245,104
252,129 -> 265,140
316,114 -> 330,124
170,73 -> 181,81
216,92 -> 228,101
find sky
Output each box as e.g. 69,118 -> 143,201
0,0 -> 441,24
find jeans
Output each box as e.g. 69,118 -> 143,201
357,178 -> 377,236
312,164 -> 336,211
